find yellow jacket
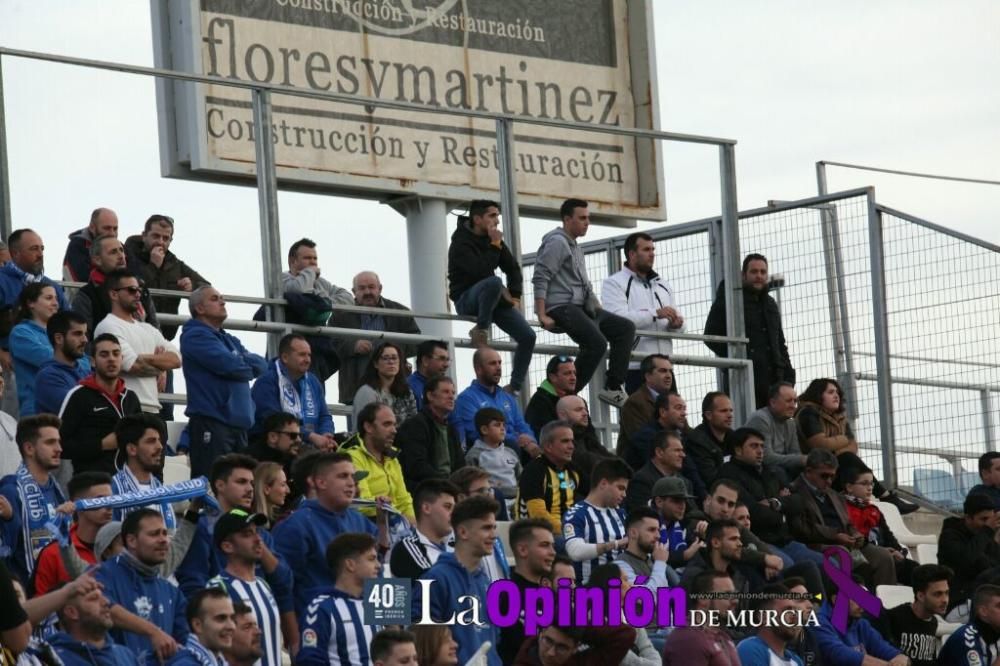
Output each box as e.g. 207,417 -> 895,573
341,434 -> 415,520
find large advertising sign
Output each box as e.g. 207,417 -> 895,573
152,0 -> 664,223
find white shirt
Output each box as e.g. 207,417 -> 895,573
602,267 -> 685,368
94,315 -> 179,411
0,410 -> 19,477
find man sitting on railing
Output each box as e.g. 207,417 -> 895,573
280,238 -> 353,382
124,215 -> 209,342
533,198 -> 636,409
447,199 -> 536,395
180,286 -> 267,478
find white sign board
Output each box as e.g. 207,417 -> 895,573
152,0 -> 664,224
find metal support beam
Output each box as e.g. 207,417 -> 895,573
0,54 -> 11,240
495,118 -> 522,265
817,202 -> 859,420
251,89 -> 284,358
866,190 -> 897,488
719,144 -> 752,423
403,198 -> 452,340
983,391 -> 997,453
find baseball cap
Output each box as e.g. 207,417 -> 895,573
94,521 -> 123,560
651,476 -> 694,499
213,509 -> 268,549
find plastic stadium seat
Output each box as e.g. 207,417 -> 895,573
915,543 -> 938,565
876,584 -> 913,610
912,469 -> 964,511
960,470 -> 981,495
873,501 -> 936,547
495,520 -> 513,559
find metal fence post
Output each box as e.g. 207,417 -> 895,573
983,390 -> 997,453
867,189 -> 897,488
495,117 -> 522,269
0,54 -> 12,240
719,144 -> 752,422
251,89 -> 284,358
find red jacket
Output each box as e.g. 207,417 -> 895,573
33,523 -> 96,595
844,497 -> 882,539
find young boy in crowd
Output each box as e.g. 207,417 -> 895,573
465,408 -> 522,502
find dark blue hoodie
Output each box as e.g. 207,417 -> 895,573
47,632 -> 137,666
411,552 -> 502,666
35,357 -> 91,415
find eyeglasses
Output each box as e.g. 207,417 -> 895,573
274,431 -> 302,440
114,286 -> 142,295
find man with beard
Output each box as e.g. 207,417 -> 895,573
498,518 -> 557,661
615,507 -> 674,589
59,334 -> 142,475
626,431 -> 697,513
602,232 -> 686,394
939,584 -> 1000,666
110,414 -> 175,525
62,206 -> 120,283
555,395 -> 614,496
124,214 -> 209,341
34,310 -> 91,416
247,412 -> 301,480
877,564 -> 951,666
680,518 -> 751,595
95,508 -> 189,661
745,382 -> 807,483
524,355 -> 577,438
0,229 -> 70,315
662,571 -> 740,663
250,333 -> 335,450
95,270 -> 180,415
176,454 -> 294,634
223,602 -> 264,666
71,234 -> 157,336
210,510 -> 285,666
737,583 -> 806,665
628,392 -> 707,502
342,402 -> 416,523
48,585 -> 137,665
684,391 -> 735,486
328,270 -> 421,402
0,414 -> 72,583
704,253 -> 795,409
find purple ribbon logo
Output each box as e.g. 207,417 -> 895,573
822,546 -> 883,632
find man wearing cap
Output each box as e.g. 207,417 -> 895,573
651,476 -> 706,573
341,402 -> 415,524
209,509 -> 285,666
271,452 -> 381,617
523,355 -> 576,438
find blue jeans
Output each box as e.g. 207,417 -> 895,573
776,540 -> 827,567
454,276 -> 536,390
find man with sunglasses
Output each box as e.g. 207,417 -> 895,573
94,270 -> 181,415
248,412 -> 302,479
125,214 -> 209,341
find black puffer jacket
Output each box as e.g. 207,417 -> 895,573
704,280 -> 795,406
939,516 -> 1000,609
447,217 -> 523,301
716,457 -> 790,546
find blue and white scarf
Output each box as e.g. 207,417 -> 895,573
110,466 -> 178,529
276,360 -> 317,423
184,634 -> 227,666
14,463 -> 66,576
84,476 -> 219,521
3,261 -> 45,285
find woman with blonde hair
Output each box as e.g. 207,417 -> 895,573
253,461 -> 289,527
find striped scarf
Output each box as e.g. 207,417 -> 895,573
111,465 -> 177,530
13,463 -> 66,576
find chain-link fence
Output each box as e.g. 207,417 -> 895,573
514,189 -> 1000,509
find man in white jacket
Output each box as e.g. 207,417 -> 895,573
602,232 -> 685,393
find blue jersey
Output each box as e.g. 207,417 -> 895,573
208,572 -> 282,666
296,588 -> 377,666
737,635 -> 804,665
938,620 -> 1000,666
562,500 -> 626,582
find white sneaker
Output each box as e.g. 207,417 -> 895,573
598,388 -> 629,409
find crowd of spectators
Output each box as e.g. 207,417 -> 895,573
0,198 -> 982,666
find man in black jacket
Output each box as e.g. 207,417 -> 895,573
704,253 -> 795,408
59,333 -> 142,475
396,375 -> 465,493
448,200 -> 536,394
71,235 -> 158,336
716,428 -> 825,569
327,271 -> 421,402
683,391 -> 734,487
523,355 -> 576,438
939,493 -> 1000,617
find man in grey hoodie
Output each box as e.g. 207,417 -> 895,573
532,198 -> 636,408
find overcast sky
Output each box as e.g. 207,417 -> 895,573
0,0 -> 997,433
